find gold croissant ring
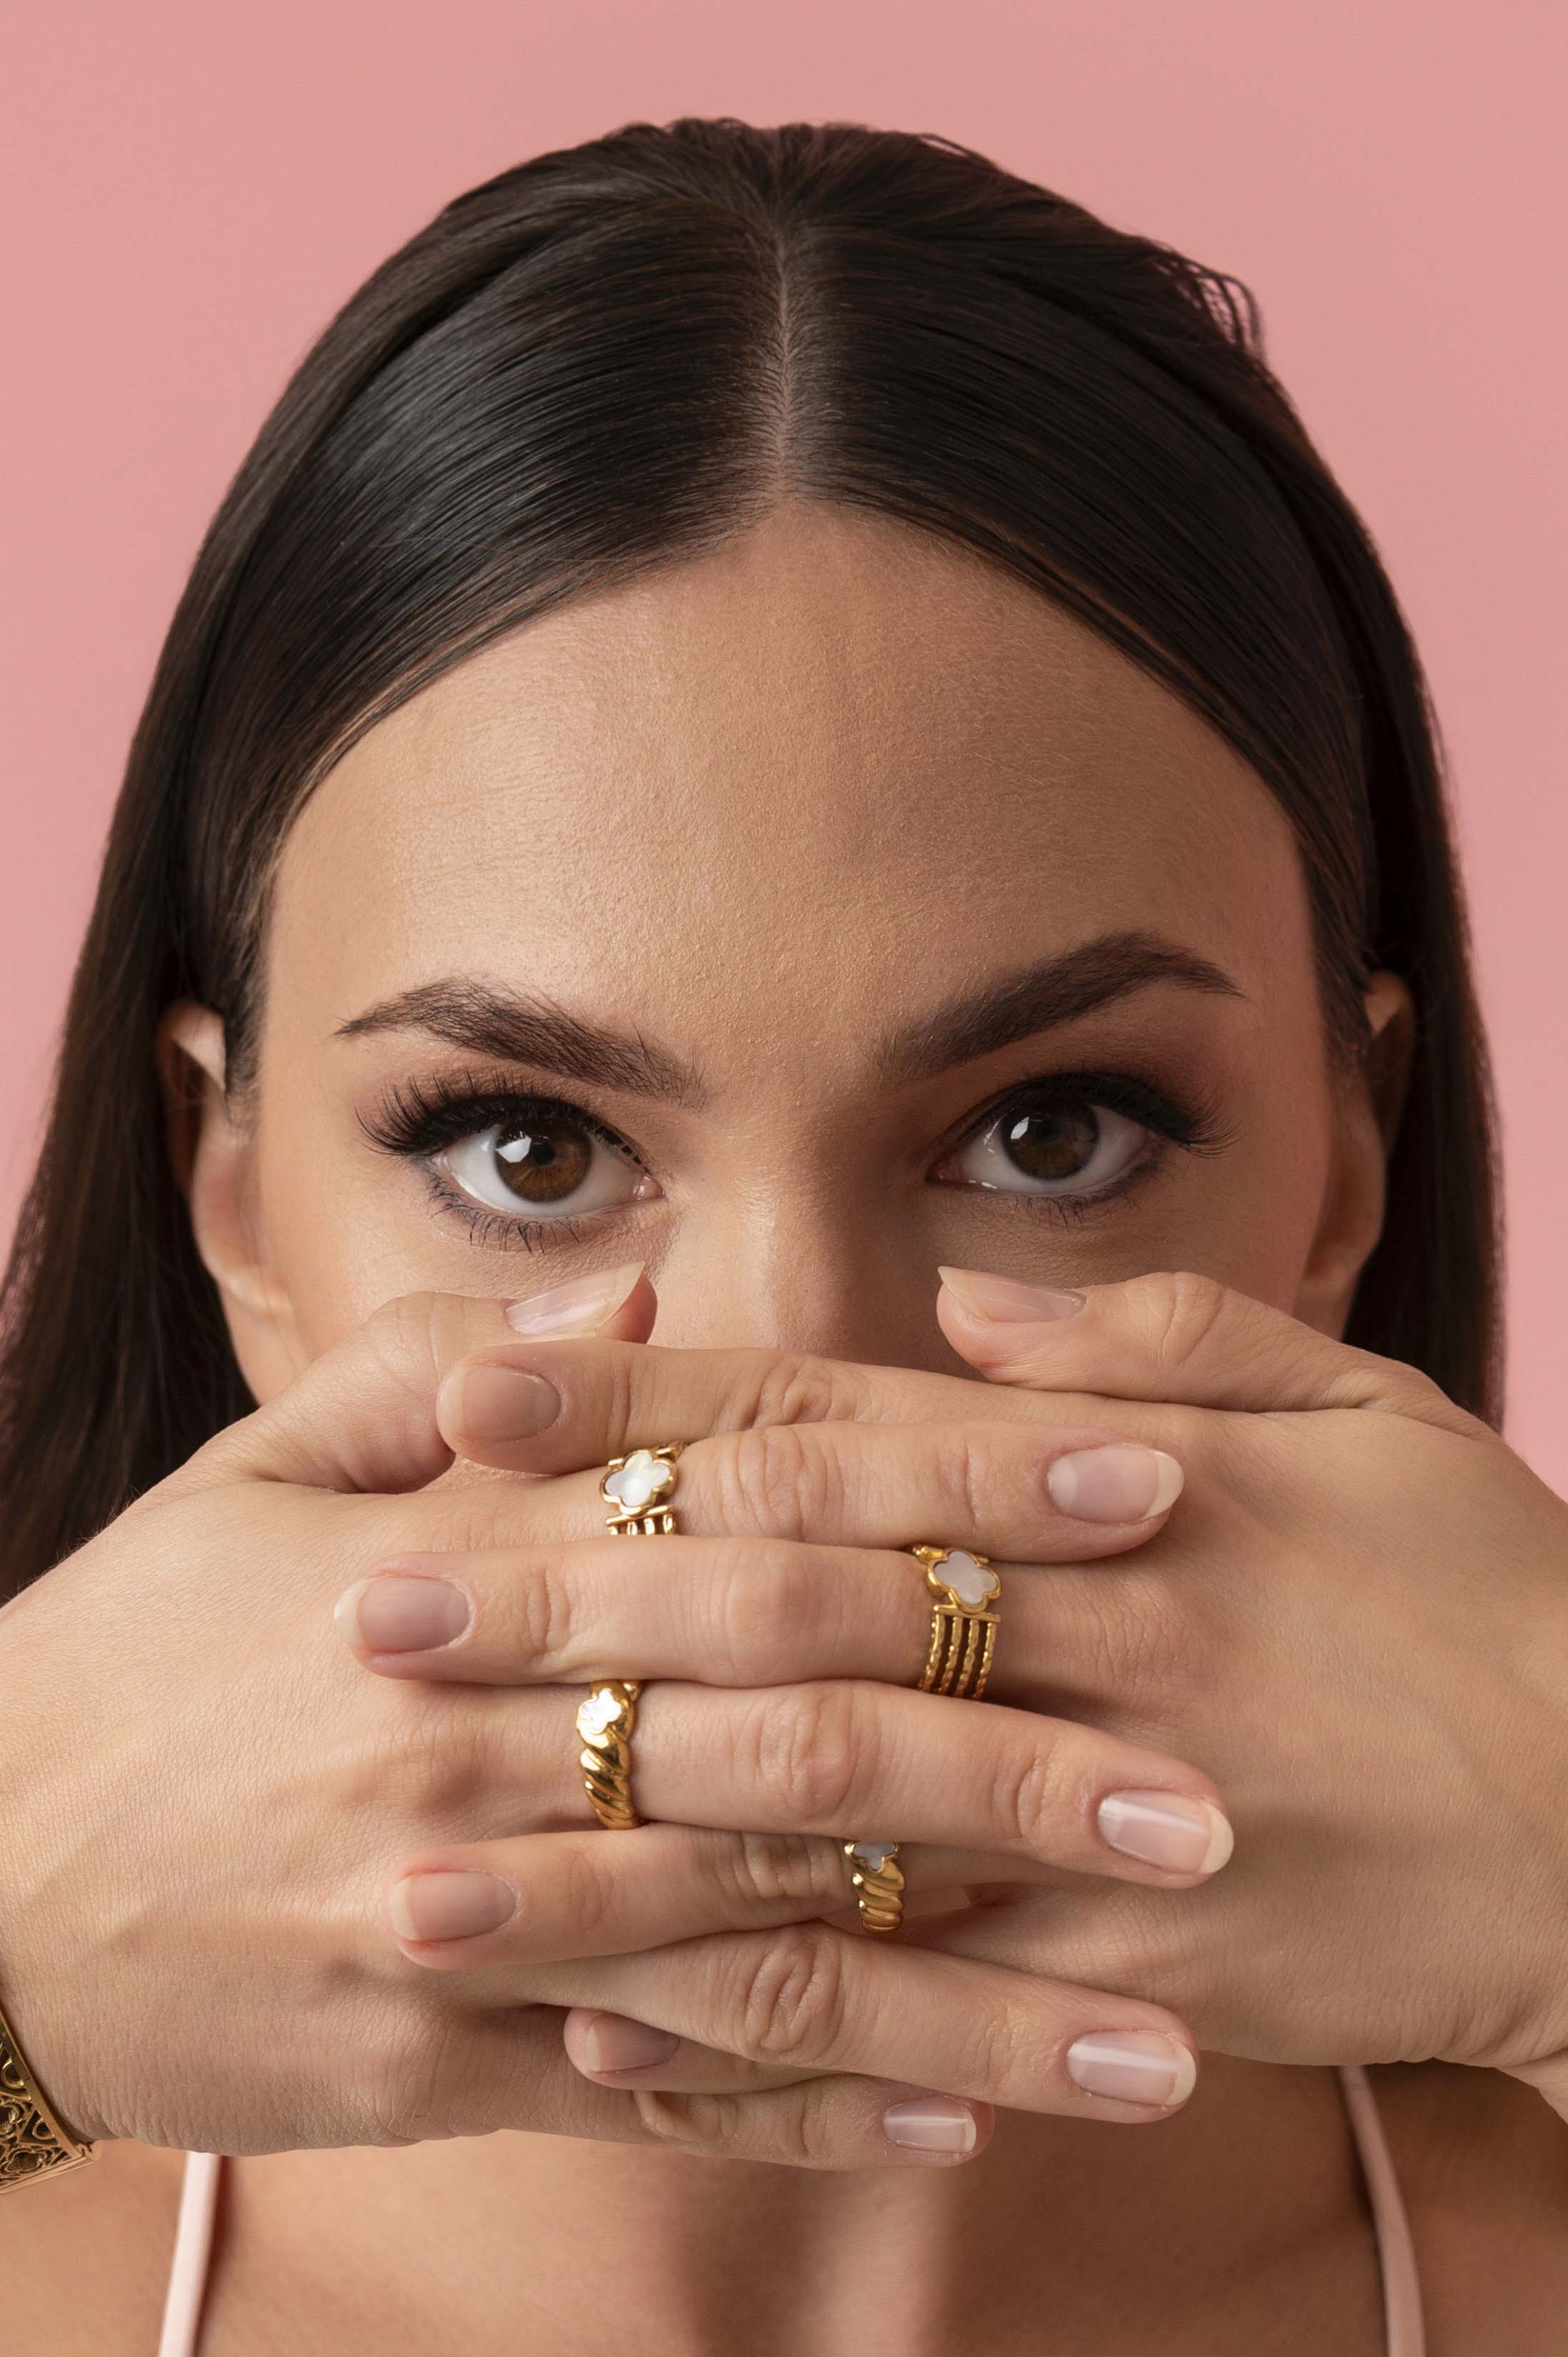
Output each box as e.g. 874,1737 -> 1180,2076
843,1841 -> 906,1936
576,1443 -> 687,1830
844,1546 -> 1002,1931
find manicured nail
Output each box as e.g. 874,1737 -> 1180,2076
1047,1443 -> 1183,1522
1098,1791 -> 1234,1875
336,1573 -> 473,1653
581,2013 -> 680,2073
882,2097 -> 980,2153
387,1871 -> 518,1942
505,1262 -> 645,1336
451,1363 -> 562,1441
938,1265 -> 1085,1321
1066,2032 -> 1197,2108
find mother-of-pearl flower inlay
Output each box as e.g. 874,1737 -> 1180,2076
933,1548 -> 999,1607
603,1449 -> 675,1511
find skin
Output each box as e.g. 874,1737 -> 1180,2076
7,500 -> 1568,2351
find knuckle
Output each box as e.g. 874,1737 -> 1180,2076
715,1538 -> 828,1666
742,1350 -> 877,1431
723,1829 -> 844,1912
715,1423 -> 838,1540
504,1555 -> 574,1673
1002,1721 -> 1075,1858
733,1928 -> 851,2063
358,2006 -> 463,2144
554,1839 -> 618,1946
1127,1271 -> 1231,1374
744,1681 -> 865,1825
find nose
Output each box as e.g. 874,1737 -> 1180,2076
644,1191 -> 968,1381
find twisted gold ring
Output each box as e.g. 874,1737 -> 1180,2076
843,1841 -> 906,1936
913,1545 -> 1001,1700
576,1443 -> 687,1828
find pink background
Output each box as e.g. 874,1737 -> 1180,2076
4,2 -> 1564,1483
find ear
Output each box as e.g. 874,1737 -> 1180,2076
1292,971 -> 1415,1339
156,1003 -> 308,1403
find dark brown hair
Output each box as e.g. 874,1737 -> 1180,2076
0,116 -> 1501,1597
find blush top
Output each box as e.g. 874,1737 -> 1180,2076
153,2062 -> 1424,2356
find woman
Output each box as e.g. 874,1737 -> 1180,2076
1,113 -> 1566,2353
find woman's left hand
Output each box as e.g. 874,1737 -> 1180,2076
369,1271 -> 1568,2118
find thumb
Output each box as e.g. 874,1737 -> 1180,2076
184,1263 -> 653,1496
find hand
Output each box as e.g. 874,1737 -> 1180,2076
396,1272 -> 1568,2125
0,1281 -> 1214,2176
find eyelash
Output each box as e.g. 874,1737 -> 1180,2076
357,1064 -> 1229,1251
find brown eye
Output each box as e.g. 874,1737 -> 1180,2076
998,1102 -> 1099,1183
940,1096 -> 1150,1198
492,1115 -> 593,1203
436,1113 -> 651,1222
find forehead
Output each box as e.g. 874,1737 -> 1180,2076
271,502 -> 1310,1050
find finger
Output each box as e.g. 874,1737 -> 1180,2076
563,2007 -> 832,2096
937,1266 -> 1476,1430
531,1925 -> 1202,2123
333,1533 -> 1142,1736
378,1821 -> 1027,1969
395,1413 -> 1187,1562
435,1332 -> 1050,1478
186,1266 -> 655,1498
442,2005 -> 991,2168
386,1680 -> 1232,1887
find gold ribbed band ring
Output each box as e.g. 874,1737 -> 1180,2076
576,1443 -> 686,1828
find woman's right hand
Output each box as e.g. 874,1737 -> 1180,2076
0,1286 -> 1214,2173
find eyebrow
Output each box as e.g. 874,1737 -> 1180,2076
332,930 -> 1242,1104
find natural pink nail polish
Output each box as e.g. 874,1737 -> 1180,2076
387,1871 -> 518,1942
882,2097 -> 980,2153
581,2014 -> 680,2073
505,1261 -> 645,1336
938,1265 -> 1086,1321
336,1573 -> 473,1653
451,1363 -> 561,1441
1046,1443 -> 1184,1522
1066,2032 -> 1197,2108
1098,1790 -> 1234,1874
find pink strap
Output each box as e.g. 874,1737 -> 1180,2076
157,2150 -> 221,2357
161,2083 -> 1422,2354
1338,2064 -> 1425,2356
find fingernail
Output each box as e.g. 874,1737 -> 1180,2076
336,1573 -> 473,1653
882,2096 -> 980,2152
1098,1791 -> 1234,1875
387,1871 -> 518,1942
505,1262 -> 645,1336
1047,1444 -> 1183,1522
938,1266 -> 1085,1321
451,1363 -> 562,1441
1066,2032 -> 1197,2108
581,2013 -> 680,2073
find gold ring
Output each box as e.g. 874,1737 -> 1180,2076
843,1841 -> 905,1935
599,1442 -> 685,1535
576,1679 -> 645,1830
578,1443 -> 686,1827
913,1545 -> 1001,1700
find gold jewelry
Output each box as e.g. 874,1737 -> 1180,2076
576,1678 -> 645,1830
578,1443 -> 685,1826
843,1841 -> 905,1935
913,1545 -> 1001,1700
600,1443 -> 684,1536
0,1993 -> 96,2193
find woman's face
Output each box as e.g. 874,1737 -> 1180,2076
179,501 -> 1397,1398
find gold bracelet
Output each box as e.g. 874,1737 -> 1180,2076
0,1993 -> 96,2192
